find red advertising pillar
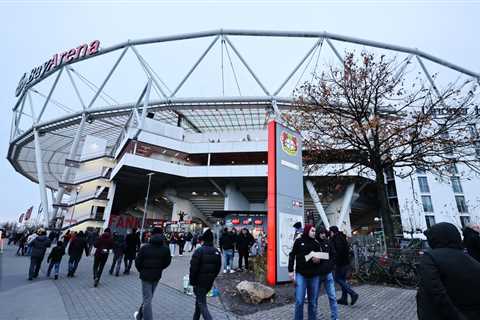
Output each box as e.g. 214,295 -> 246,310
267,121 -> 277,285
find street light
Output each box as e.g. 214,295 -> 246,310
140,172 -> 154,242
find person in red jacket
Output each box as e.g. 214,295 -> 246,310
93,228 -> 114,287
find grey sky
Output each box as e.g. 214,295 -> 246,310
1,1 -> 479,224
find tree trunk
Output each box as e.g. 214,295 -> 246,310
375,169 -> 395,249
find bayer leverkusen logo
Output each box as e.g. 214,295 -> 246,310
280,131 -> 298,156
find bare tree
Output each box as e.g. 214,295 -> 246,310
287,52 -> 479,245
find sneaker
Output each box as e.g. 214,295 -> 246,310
223,269 -> 227,274
28,277 -> 33,281
54,275 -> 58,280
229,269 -> 235,274
133,311 -> 140,320
350,293 -> 359,306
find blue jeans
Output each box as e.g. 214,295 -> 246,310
319,273 -> 338,320
334,265 -> 357,301
294,273 -> 320,320
223,249 -> 233,270
47,261 -> 61,277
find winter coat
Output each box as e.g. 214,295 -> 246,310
68,236 -> 89,259
94,232 -> 114,258
316,238 -> 336,275
30,235 -> 51,258
112,234 -> 126,255
237,233 -> 255,252
219,232 -> 235,251
417,223 -> 480,320
463,227 -> 480,263
48,245 -> 65,263
135,234 -> 172,282
288,235 -> 324,278
125,233 -> 140,259
330,232 -> 350,267
189,243 -> 222,290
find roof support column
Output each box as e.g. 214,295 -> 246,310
336,183 -> 355,229
33,127 -> 50,227
305,180 -> 330,229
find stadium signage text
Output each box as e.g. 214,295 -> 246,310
15,40 -> 101,97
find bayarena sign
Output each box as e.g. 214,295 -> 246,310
15,40 -> 100,97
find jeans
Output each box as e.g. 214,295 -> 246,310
193,286 -> 212,320
138,280 -> 158,320
124,256 -> 134,273
223,249 -> 234,270
29,256 -> 44,279
294,273 -> 320,320
334,265 -> 357,301
47,261 -> 61,277
110,252 -> 124,275
68,256 -> 81,275
318,273 -> 338,320
93,254 -> 108,281
238,250 -> 249,270
179,243 -> 185,255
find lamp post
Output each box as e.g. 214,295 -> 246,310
140,172 -> 154,242
374,216 -> 387,253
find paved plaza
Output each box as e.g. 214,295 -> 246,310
0,245 -> 418,320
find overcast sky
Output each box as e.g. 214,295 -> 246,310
1,0 -> 479,224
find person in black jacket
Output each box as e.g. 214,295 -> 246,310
288,224 -> 323,320
124,229 -> 140,274
28,229 -> 51,280
219,228 -> 236,273
417,222 -> 480,320
237,228 -> 255,271
462,224 -> 480,263
330,225 -> 358,306
47,241 -> 65,279
189,229 -> 221,320
316,226 -> 338,320
134,227 -> 171,320
67,231 -> 89,277
109,232 -> 126,276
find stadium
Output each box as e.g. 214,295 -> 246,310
7,29 -> 480,241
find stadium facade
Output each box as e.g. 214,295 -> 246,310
7,30 -> 480,239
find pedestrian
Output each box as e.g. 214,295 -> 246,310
316,227 -> 339,320
219,227 -> 235,273
67,231 -> 89,277
231,228 -> 238,262
16,232 -> 27,256
417,222 -> 480,320
330,226 -> 358,306
293,221 -> 303,240
93,228 -> 114,287
462,223 -> 480,263
124,228 -> 140,274
47,240 -> 65,279
26,231 -> 38,256
191,232 -> 199,252
237,228 -> 255,271
28,228 -> 51,280
48,230 -> 57,243
110,232 -> 126,276
178,232 -> 186,256
186,232 -> 193,252
189,229 -> 222,320
288,224 -> 322,320
86,229 -> 98,256
62,230 -> 72,244
134,227 -> 172,320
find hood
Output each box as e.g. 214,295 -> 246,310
463,227 -> 479,243
425,222 -> 462,250
150,234 -> 165,245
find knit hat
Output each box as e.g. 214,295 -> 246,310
202,229 -> 214,243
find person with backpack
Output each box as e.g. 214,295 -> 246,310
189,229 -> 222,320
93,228 -> 114,287
67,231 -> 89,277
417,222 -> 480,320
110,232 -> 126,276
330,225 -> 358,306
134,227 -> 171,320
28,228 -> 51,280
47,240 -> 65,280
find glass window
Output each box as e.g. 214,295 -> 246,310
448,163 -> 458,175
416,167 -> 426,175
455,196 -> 468,213
451,177 -> 463,193
425,215 -> 436,229
418,177 -> 430,193
460,216 -> 471,228
421,196 -> 434,213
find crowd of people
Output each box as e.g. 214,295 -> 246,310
4,219 -> 480,320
